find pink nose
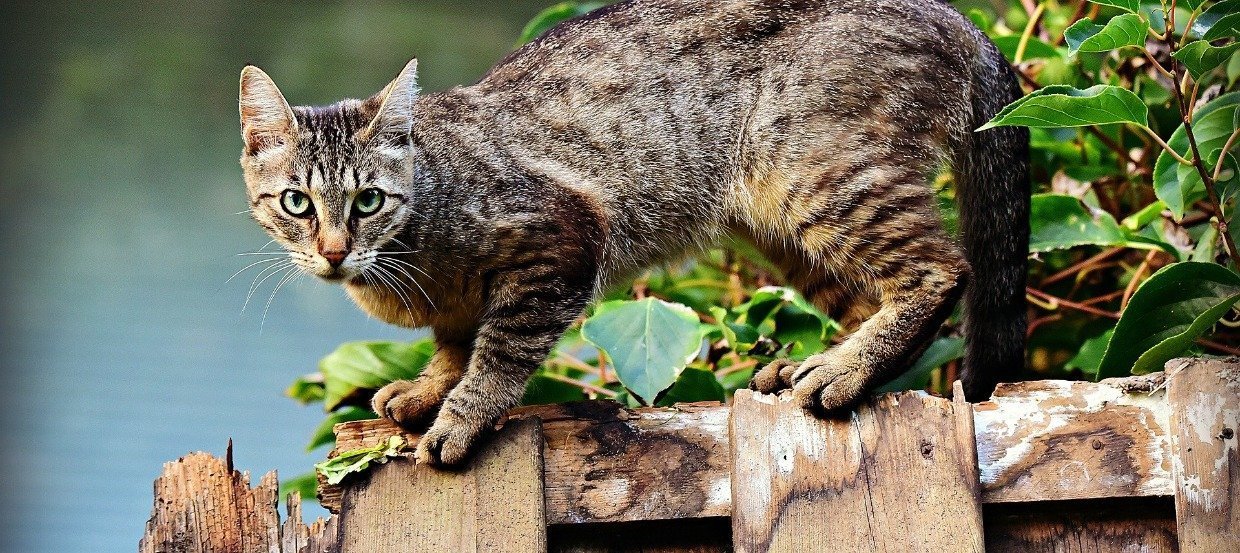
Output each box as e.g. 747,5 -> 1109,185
320,249 -> 347,268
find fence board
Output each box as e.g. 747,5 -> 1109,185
984,497 -> 1178,552
1168,358 -> 1240,552
324,377 -> 1175,522
729,389 -> 984,552
337,418 -> 546,553
974,378 -> 1172,503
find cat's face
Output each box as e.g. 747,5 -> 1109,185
238,61 -> 419,283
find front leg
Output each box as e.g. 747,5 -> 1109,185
417,256 -> 597,465
371,338 -> 469,429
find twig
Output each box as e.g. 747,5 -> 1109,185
1015,3 -> 1047,63
1122,250 -> 1159,308
1198,338 -> 1240,356
541,371 -> 618,398
1027,287 -> 1121,319
1040,247 -> 1126,286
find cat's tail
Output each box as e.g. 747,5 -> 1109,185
954,37 -> 1030,401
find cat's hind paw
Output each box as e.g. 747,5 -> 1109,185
749,358 -> 799,394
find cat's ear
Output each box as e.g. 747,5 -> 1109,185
239,65 -> 297,156
361,59 -> 419,143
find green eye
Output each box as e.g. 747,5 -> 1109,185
353,188 -> 385,216
280,190 -> 312,217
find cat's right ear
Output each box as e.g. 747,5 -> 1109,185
239,66 -> 297,157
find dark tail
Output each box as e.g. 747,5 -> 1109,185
955,39 -> 1030,401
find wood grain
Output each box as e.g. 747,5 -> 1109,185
549,518 -> 731,553
139,451 -> 338,553
974,378 -> 1173,503
1167,358 -> 1240,552
984,497 -> 1178,552
729,389 -> 984,552
336,418 -> 546,553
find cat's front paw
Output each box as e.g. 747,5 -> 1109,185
749,358 -> 800,393
372,379 -> 442,429
790,354 -> 871,415
415,408 -> 488,466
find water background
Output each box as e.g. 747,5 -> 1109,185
0,2 -> 550,550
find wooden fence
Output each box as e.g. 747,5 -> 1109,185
140,358 -> 1238,552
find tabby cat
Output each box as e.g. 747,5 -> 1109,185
238,0 -> 1028,466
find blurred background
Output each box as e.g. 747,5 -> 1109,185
0,1 -> 552,550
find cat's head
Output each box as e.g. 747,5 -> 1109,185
238,60 -> 419,283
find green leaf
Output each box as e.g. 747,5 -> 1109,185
733,286 -> 838,359
1087,0 -> 1141,13
1064,14 -> 1149,56
517,2 -> 608,45
1154,92 -> 1240,219
1228,50 -> 1240,86
306,407 -> 376,452
1097,262 -> 1240,379
581,298 -> 703,405
286,373 -> 325,405
978,85 -> 1148,130
1191,0 -> 1240,41
314,435 -> 406,485
992,35 -> 1063,61
656,367 -> 726,406
320,339 -> 434,411
1121,200 -> 1167,230
1065,328 -> 1115,378
521,373 -> 587,405
1172,41 -> 1240,80
1030,194 -> 1128,252
877,337 -> 965,393
278,472 -> 319,504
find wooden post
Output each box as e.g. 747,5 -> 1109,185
1167,358 -> 1240,552
729,387 -> 984,552
336,418 -> 547,553
139,450 -> 338,553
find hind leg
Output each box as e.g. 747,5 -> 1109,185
752,167 -> 969,412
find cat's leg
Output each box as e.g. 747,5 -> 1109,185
760,168 -> 969,412
371,338 -> 469,428
416,255 -> 598,466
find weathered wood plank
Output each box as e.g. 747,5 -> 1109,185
324,377 -> 1176,523
984,497 -> 1178,552
974,377 -> 1172,503
140,450 -> 337,553
336,418 -> 546,553
1167,358 -> 1240,552
549,518 -> 731,553
729,389 -> 984,552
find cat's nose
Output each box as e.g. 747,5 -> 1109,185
320,249 -> 348,268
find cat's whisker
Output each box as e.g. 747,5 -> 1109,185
225,256 -> 286,284
376,258 -> 437,310
380,256 -> 440,286
368,264 -> 417,317
260,267 -> 302,332
242,260 -> 294,314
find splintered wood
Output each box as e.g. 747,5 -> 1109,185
729,388 -> 984,553
139,451 -> 338,553
1168,358 -> 1240,552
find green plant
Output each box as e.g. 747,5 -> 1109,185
280,0 -> 1239,503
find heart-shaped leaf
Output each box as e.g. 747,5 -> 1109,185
1097,262 -> 1240,379
581,298 -> 703,405
979,85 -> 1148,130
1065,14 -> 1149,56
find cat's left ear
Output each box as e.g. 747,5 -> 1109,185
361,59 -> 420,143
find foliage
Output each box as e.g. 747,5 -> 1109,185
280,0 -> 1240,504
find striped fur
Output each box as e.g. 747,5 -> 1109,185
239,0 -> 1028,465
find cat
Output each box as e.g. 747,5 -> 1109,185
238,0 -> 1028,466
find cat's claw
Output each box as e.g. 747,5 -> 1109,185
415,411 -> 484,466
790,356 -> 871,415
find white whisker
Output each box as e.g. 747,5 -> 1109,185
242,261 -> 294,314
225,256 -> 285,284
376,258 -> 437,310
260,268 -> 301,332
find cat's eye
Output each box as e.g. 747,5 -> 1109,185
353,188 -> 385,216
280,190 -> 313,217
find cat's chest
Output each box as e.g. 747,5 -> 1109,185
344,280 -> 434,329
